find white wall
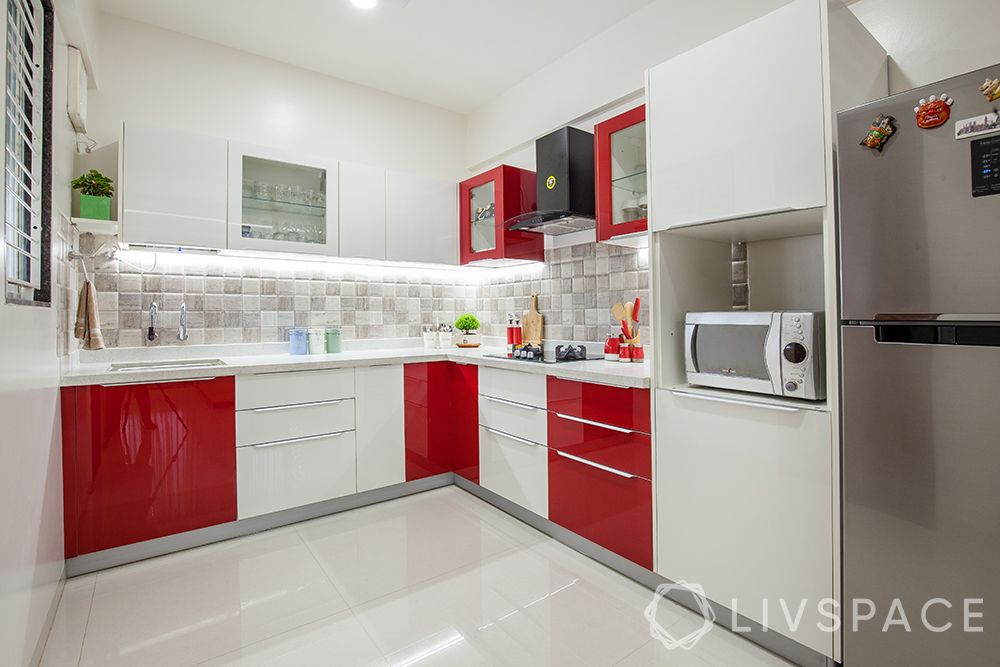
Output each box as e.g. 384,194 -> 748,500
0,16 -> 77,667
465,0 -> 791,169
849,0 -> 1000,93
88,13 -> 467,180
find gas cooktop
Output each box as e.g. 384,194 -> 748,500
484,344 -> 589,364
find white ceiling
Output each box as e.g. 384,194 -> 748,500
96,0 -> 658,114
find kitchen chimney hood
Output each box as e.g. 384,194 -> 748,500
505,127 -> 595,235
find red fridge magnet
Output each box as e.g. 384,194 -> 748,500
981,77 -> 1000,103
914,94 -> 954,129
860,114 -> 896,152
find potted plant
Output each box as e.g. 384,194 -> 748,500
454,313 -> 481,348
71,169 -> 115,220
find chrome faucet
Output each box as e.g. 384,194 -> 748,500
177,302 -> 189,342
147,302 -> 158,342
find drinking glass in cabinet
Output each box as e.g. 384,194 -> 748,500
610,121 -> 646,225
240,156 -> 327,244
469,180 -> 496,253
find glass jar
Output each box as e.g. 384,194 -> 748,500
325,328 -> 342,353
308,328 -> 326,354
289,328 -> 308,355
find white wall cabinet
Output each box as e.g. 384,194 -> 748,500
647,0 -> 885,233
655,388 -> 834,656
479,425 -> 548,518
355,364 -> 405,492
228,141 -> 339,256
386,171 -> 458,265
120,121 -> 229,248
340,162 -> 387,260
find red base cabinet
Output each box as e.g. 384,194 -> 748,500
548,449 -> 653,569
61,377 -> 237,557
547,377 -> 652,569
404,362 -> 479,483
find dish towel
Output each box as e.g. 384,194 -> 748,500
74,280 -> 106,350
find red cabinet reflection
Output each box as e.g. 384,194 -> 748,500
61,377 -> 237,557
546,376 -> 651,433
404,362 -> 479,483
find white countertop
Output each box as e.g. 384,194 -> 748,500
61,342 -> 651,389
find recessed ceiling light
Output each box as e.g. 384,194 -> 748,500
351,0 -> 377,9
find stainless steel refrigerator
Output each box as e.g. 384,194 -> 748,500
838,65 -> 1000,666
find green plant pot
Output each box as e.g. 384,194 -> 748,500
79,194 -> 112,220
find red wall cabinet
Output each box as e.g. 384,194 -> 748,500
595,105 -> 647,243
404,362 -> 479,482
60,377 -> 237,558
547,377 -> 652,568
459,164 -> 542,265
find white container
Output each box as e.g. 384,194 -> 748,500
423,330 -> 438,349
308,328 -> 326,354
438,331 -> 452,348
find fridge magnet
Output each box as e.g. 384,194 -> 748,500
859,113 -> 896,151
981,77 -> 1000,103
914,94 -> 954,129
954,112 -> 1000,140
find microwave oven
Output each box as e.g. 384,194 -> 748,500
684,311 -> 825,400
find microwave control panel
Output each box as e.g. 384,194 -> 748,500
779,313 -> 824,400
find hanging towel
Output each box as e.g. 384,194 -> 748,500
74,280 -> 106,350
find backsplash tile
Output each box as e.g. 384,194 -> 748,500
76,236 -> 649,349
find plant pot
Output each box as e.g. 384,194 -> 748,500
79,194 -> 112,220
455,331 -> 480,348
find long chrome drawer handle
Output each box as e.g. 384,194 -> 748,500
252,431 -> 350,448
554,450 -> 636,479
251,399 -> 346,413
481,395 -> 538,411
99,376 -> 216,387
669,390 -> 800,413
482,426 -> 543,448
554,412 -> 634,434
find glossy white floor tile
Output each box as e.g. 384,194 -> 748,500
40,487 -> 791,666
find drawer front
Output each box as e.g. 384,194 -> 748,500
236,368 -> 355,410
547,411 -> 651,479
236,398 -> 355,446
237,431 -> 357,519
546,376 -> 650,433
479,367 -> 546,409
548,448 -> 652,569
479,425 -> 548,518
478,394 -> 547,446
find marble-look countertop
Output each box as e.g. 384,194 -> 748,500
61,342 -> 651,389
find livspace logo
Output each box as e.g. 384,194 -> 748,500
645,584 -> 985,651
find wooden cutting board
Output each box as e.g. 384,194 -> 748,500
522,293 -> 543,345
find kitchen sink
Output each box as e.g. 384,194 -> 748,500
107,358 -> 227,372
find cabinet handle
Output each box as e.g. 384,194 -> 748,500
482,426 -> 543,448
481,395 -> 538,411
99,376 -> 216,387
555,450 -> 636,479
553,412 -> 634,434
252,431 -> 350,448
669,389 -> 801,413
250,399 -> 345,413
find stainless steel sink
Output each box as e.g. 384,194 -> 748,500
108,358 -> 227,372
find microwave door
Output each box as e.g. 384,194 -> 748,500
686,315 -> 783,394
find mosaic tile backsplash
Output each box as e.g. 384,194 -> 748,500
76,235 -> 649,348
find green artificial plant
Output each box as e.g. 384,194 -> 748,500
71,169 -> 115,197
454,313 -> 480,334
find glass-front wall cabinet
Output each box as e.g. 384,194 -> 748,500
228,143 -> 339,255
595,105 -> 647,243
459,165 -> 541,265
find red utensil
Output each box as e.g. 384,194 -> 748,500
632,297 -> 640,324
621,319 -> 631,340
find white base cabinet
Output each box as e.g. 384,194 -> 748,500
655,388 -> 834,657
479,425 -> 548,518
355,364 -> 406,492
237,431 -> 357,519
121,121 -> 229,248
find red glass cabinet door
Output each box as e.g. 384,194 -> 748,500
548,448 -> 652,569
64,377 -> 237,557
459,165 -> 541,265
404,362 -> 479,481
595,105 -> 647,242
546,376 -> 651,434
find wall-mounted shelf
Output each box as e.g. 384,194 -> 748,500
71,218 -> 119,236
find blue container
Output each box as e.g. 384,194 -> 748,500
289,328 -> 309,355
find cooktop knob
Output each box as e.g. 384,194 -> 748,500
783,342 -> 807,364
